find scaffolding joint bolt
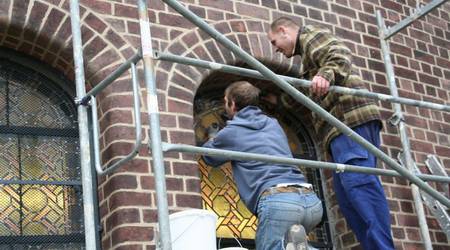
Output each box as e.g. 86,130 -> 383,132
388,113 -> 404,126
75,95 -> 92,106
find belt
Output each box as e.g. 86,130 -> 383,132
260,185 -> 314,198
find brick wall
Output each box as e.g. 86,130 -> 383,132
0,0 -> 449,249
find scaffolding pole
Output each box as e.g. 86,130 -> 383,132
160,0 -> 450,207
383,0 -> 449,40
377,10 -> 434,249
138,1 -> 172,250
69,0 -> 98,249
155,51 -> 450,113
162,143 -> 450,183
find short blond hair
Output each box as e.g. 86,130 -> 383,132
270,17 -> 298,31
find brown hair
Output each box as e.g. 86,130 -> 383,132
224,81 -> 260,111
270,17 -> 298,31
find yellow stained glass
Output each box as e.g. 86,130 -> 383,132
195,106 -> 304,240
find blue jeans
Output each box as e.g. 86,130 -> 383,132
255,192 -> 323,250
330,121 -> 394,250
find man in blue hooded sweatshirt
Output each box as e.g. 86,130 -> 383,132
202,81 -> 323,250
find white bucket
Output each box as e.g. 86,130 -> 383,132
219,248 -> 248,250
169,209 -> 218,250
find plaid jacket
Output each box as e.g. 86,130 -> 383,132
281,25 -> 381,154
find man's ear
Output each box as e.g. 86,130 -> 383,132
231,100 -> 237,113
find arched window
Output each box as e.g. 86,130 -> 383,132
0,50 -> 85,248
194,67 -> 332,249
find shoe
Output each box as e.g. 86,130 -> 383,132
284,224 -> 308,250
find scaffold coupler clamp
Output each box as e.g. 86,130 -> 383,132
336,163 -> 346,173
74,95 -> 92,106
388,112 -> 404,126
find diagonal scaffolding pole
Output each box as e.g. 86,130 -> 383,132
160,0 -> 450,207
155,51 -> 450,113
138,0 -> 172,250
377,11 -> 433,249
383,0 -> 449,40
69,0 -> 98,249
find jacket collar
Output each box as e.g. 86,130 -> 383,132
293,27 -> 304,56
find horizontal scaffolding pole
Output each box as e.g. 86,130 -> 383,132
154,51 -> 450,113
162,143 -> 450,184
0,179 -> 82,186
383,0 -> 448,40
78,51 -> 142,105
161,0 -> 450,207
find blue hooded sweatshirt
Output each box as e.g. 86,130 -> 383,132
203,106 -> 307,214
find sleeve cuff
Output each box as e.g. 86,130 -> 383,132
317,68 -> 335,84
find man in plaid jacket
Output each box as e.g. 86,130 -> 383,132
267,17 -> 394,250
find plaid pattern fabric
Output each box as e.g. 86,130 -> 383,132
281,25 -> 381,154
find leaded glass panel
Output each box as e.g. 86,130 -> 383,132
8,80 -> 74,129
0,78 -> 6,125
21,136 -> 80,181
0,135 -> 19,180
0,54 -> 85,248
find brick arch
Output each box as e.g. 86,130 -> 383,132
157,18 -> 302,144
0,0 -> 134,91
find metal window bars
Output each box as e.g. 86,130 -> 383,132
68,0 -> 450,249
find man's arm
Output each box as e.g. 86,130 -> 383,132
202,125 -> 235,167
305,27 -> 353,96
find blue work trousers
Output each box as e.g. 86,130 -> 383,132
330,121 -> 394,250
256,192 -> 323,250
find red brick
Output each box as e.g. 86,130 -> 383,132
178,116 -> 193,130
115,245 -> 143,250
301,0 -> 328,10
169,130 -> 195,145
111,226 -> 153,245
236,2 -> 269,20
185,178 -> 200,192
391,186 -> 413,200
99,110 -> 133,131
142,209 -> 158,223
392,227 -> 405,239
175,194 -> 202,208
23,1 -> 47,42
396,214 -> 419,227
198,0 -> 233,12
168,86 -> 194,102
188,5 -> 206,18
332,3 -> 356,18
103,175 -> 138,197
109,191 -> 151,210
168,99 -> 193,115
158,13 -> 195,29
106,208 -> 141,231
81,0 -> 112,14
8,0 -> 30,37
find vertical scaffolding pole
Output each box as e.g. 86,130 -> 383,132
69,0 -> 98,249
376,11 -> 432,250
137,0 -> 172,249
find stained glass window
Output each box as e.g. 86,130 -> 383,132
0,55 -> 84,248
194,97 -> 332,249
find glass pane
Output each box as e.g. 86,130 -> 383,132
20,136 -> 80,181
0,135 -> 20,180
0,243 -> 85,250
21,185 -> 83,235
0,184 -> 20,236
8,81 -> 74,129
0,78 -> 6,125
0,184 -> 83,236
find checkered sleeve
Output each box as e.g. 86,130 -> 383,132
304,27 -> 352,85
